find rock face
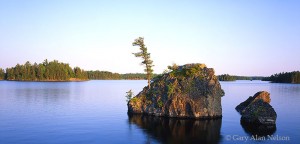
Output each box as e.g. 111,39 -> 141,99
236,91 -> 277,125
128,63 -> 225,118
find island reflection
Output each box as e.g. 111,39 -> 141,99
128,114 -> 221,144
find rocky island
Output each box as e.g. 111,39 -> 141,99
127,63 -> 225,118
236,91 -> 277,125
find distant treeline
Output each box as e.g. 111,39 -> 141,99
262,71 -> 300,83
121,73 -> 158,80
7,60 -> 298,83
218,74 -> 236,81
218,74 -> 264,81
86,72 -> 157,80
235,76 -> 264,80
3,60 -> 88,81
87,71 -> 120,80
0,60 -> 157,81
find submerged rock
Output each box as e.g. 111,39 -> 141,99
127,63 -> 224,118
236,91 -> 277,125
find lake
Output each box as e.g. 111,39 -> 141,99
0,80 -> 299,144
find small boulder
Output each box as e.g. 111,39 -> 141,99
236,91 -> 271,113
236,91 -> 277,125
241,99 -> 277,125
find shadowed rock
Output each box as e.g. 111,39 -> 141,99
236,91 -> 271,113
128,63 -> 225,118
236,91 -> 277,125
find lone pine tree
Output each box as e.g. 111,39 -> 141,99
132,37 -> 154,89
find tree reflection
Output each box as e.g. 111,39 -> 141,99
128,114 -> 221,144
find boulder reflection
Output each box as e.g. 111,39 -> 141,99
128,114 -> 221,144
241,120 -> 276,136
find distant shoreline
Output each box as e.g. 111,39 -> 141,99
0,79 -> 148,82
4,78 -> 89,82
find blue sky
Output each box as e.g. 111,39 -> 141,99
0,0 -> 299,76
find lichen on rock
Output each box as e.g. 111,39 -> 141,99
127,63 -> 225,118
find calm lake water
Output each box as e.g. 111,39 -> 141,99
0,80 -> 299,144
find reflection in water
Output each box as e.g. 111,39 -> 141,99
128,114 -> 222,144
9,82 -> 75,103
14,88 -> 71,103
240,120 -> 276,136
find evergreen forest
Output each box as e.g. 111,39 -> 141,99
218,74 -> 264,81
262,71 -> 300,83
0,59 -> 155,81
5,59 -> 88,81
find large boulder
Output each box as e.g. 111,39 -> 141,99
128,63 -> 225,118
236,91 -> 277,125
